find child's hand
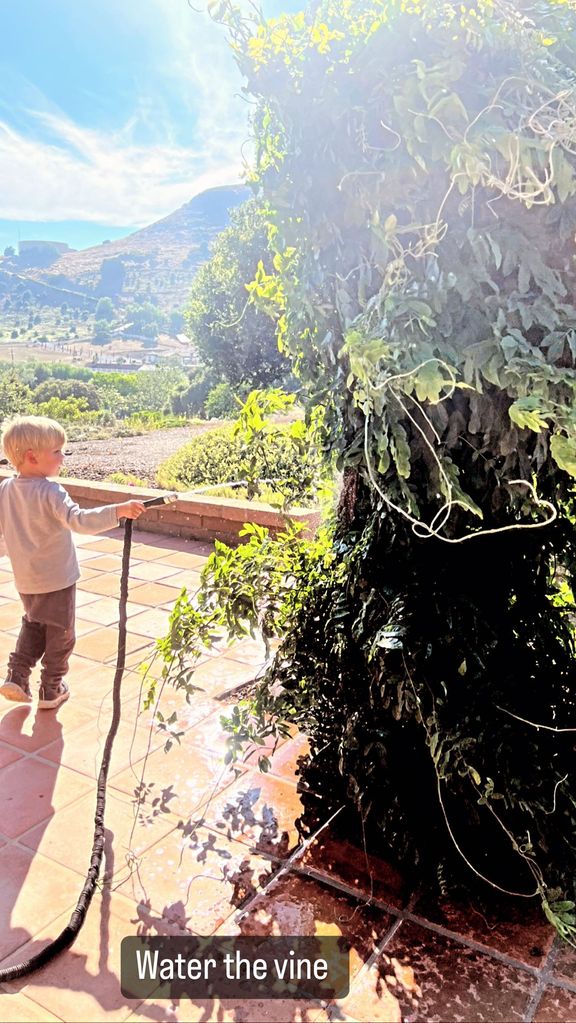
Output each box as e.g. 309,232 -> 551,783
117,500 -> 146,520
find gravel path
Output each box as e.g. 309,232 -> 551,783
64,424 -> 221,485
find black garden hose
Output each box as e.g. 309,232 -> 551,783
0,492 -> 177,982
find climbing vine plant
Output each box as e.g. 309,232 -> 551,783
161,0 -> 576,934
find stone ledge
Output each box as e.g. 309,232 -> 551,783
0,469 -> 320,544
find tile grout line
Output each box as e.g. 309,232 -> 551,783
523,939 -> 561,1021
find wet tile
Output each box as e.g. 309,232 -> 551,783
203,771 -> 312,858
338,920 -> 537,1023
534,984 -> 576,1022
20,786 -> 177,882
112,825 -> 278,937
0,700 -> 94,754
127,994 -> 329,1022
186,657 -> 257,698
268,734 -> 311,782
301,829 -> 409,910
551,935 -> 576,983
232,873 -> 391,985
0,759 -> 92,838
0,845 -> 83,963
123,685 -> 215,730
412,889 -> 555,966
225,638 -> 271,667
109,742 -> 241,825
4,890 -> 148,1021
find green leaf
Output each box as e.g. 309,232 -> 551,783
508,402 -> 550,433
413,361 -> 451,404
551,434 -> 576,477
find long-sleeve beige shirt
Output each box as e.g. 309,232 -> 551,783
0,475 -> 119,594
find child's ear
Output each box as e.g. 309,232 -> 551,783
24,450 -> 37,464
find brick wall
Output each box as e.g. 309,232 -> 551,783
0,470 -> 320,545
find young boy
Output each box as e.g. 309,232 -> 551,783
0,415 -> 145,710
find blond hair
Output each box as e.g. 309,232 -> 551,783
1,416 -> 67,469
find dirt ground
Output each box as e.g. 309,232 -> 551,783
62,423 -> 220,485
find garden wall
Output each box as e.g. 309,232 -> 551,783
0,470 -> 319,545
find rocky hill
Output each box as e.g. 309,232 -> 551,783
16,184 -> 249,312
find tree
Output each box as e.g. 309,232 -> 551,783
3,246 -> 15,258
0,372 -> 31,420
32,378 -> 102,410
96,256 -> 125,297
213,0 -> 576,929
185,200 -> 290,389
95,297 -> 115,322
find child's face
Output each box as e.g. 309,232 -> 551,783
22,445 -> 65,477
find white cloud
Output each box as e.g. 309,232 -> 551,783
0,3 -> 252,226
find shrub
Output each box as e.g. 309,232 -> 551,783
156,424 -> 311,494
105,472 -> 150,488
203,381 -> 242,419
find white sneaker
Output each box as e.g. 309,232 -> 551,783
38,680 -> 70,710
0,679 -> 32,704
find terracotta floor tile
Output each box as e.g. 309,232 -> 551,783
130,544 -> 175,562
534,985 -> 576,1022
550,935 -> 576,983
0,845 -> 85,964
0,601 -> 26,630
154,551 -> 208,570
74,589 -> 102,607
123,685 -> 215,730
109,742 -> 240,823
82,554 -> 124,573
0,581 -> 20,600
125,561 -> 184,583
74,628 -> 151,663
75,545 -> 110,562
203,771 -> 323,859
20,787 -> 177,881
76,597 -> 144,626
40,713 -> 170,782
77,575 -> 149,598
232,873 -> 391,985
337,920 -> 537,1023
0,632 -> 24,666
268,734 -> 311,782
0,758 -> 92,838
0,990 -> 62,1021
125,582 -> 184,607
0,742 -> 23,768
0,700 -> 95,754
78,536 -> 125,554
127,607 -> 174,641
127,994 -> 329,1022
3,891 -> 149,1021
301,829 -> 409,910
112,825 -> 278,937
225,638 -> 271,667
412,890 -> 555,966
185,709 -> 283,764
186,657 -> 257,699
0,568 -> 15,585
79,565 -> 106,582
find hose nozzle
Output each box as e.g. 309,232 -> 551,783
142,492 -> 178,508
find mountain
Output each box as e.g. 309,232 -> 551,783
20,184 -> 250,311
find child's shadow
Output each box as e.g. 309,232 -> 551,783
0,707 -> 176,1021
0,704 -> 64,965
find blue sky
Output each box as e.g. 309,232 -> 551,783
0,0 -> 300,253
